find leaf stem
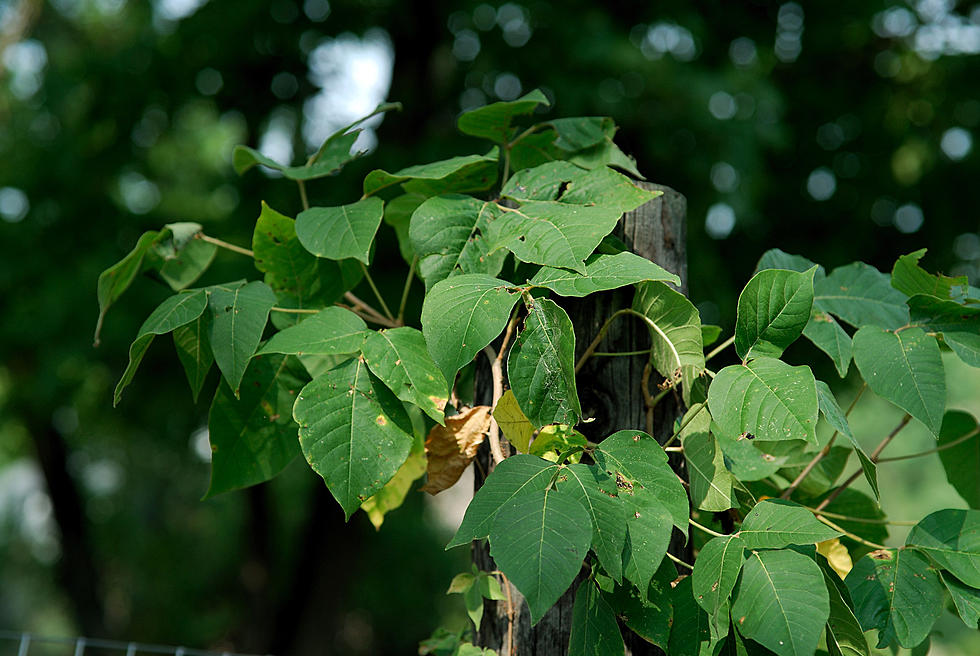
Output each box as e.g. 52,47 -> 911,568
662,402 -> 706,448
641,361 -> 655,436
802,507 -> 917,526
270,307 -> 320,315
690,518 -> 727,538
336,303 -> 399,327
665,551 -> 694,570
875,427 -> 979,463
705,335 -> 735,363
358,261 -> 395,322
483,345 -> 507,467
812,514 -> 888,551
575,309 -> 632,373
592,348 -> 653,357
196,233 -> 254,257
297,179 -> 310,211
396,256 -> 418,325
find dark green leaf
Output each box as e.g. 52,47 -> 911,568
148,222 -> 216,290
738,499 -> 841,549
936,410 -> 980,508
814,263 -> 909,330
295,196 -> 384,264
845,548 -> 944,649
489,487 -> 591,624
681,405 -> 735,512
205,354 -> 307,496
852,326 -> 945,437
940,571 -> 980,629
708,357 -> 818,444
568,580 -> 625,656
207,281 -> 277,396
549,117 -> 609,151
173,313 -> 213,402
383,193 -> 425,264
907,294 -> 980,367
114,289 -> 209,405
906,508 -> 980,587
507,298 -> 581,427
755,249 -> 825,279
529,252 -> 680,296
732,549 -> 829,656
95,230 -> 162,345
362,327 -> 448,423
457,89 -> 549,143
802,309 -> 852,378
735,267 -> 816,360
448,455 -> 558,548
692,535 -> 746,618
259,306 -> 368,357
816,380 -> 878,499
293,358 -> 414,518
819,558 -> 871,656
632,281 -> 705,400
891,249 -> 969,300
807,489 -> 888,557
502,160 -> 583,200
603,558 -> 674,649
363,153 -> 498,197
420,274 -> 522,386
669,575 -> 727,656
232,131 -> 360,180
556,463 -> 628,582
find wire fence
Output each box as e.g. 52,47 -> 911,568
0,632 -> 272,656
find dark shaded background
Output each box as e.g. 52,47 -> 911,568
1,0 -> 979,654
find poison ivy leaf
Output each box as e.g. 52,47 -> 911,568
549,117 -> 609,151
528,424 -> 588,459
818,538 -> 855,580
529,252 -> 680,296
669,575 -> 727,656
114,289 -> 209,405
738,499 -> 841,549
617,491 -> 671,591
845,548 -> 944,649
807,489 -> 888,557
702,325 -> 722,348
814,262 -> 909,330
735,267 -> 816,360
940,571 -> 980,629
708,357 -> 818,444
891,249 -> 969,300
361,431 -> 426,530
907,294 -> 980,367
173,313 -> 213,402
489,486 -> 591,624
457,89 -> 549,143
420,405 -> 490,494
755,249 -> 825,279
205,354 -> 307,497
492,390 -> 535,453
561,118 -> 643,178
293,358 -> 414,518
295,197 -> 384,264
486,200 -> 624,273
732,548 -> 829,656
147,222 -> 216,290
363,153 -> 498,197
420,274 -> 522,387
362,327 -> 448,423
818,558 -> 871,656
233,132 -> 361,180
558,165 -> 661,212
259,306 -> 368,357
556,463 -> 628,582
802,309 -> 852,378
681,405 -> 735,512
692,535 -> 746,619
447,454 -> 558,548
632,281 -> 705,399
383,193 -> 425,264
568,580 -> 625,656
603,558 -> 674,649
95,230 -> 163,345
852,326 -> 945,437
816,380 -> 878,499
937,410 -> 980,508
409,194 -> 506,290
207,281 -> 277,395
778,446 -> 851,498
906,509 -> 980,587
507,298 -> 581,427
501,161 -> 583,200
713,429 -> 786,481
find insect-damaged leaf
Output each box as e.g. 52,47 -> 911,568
555,463 -> 628,583
362,327 -> 448,424
421,405 -> 490,494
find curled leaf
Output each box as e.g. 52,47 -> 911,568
421,406 -> 491,494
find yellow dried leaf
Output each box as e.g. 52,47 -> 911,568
421,405 -> 491,494
492,389 -> 536,453
817,538 -> 853,579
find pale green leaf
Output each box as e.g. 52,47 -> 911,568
362,327 -> 448,423
732,549 -> 829,656
891,249 -> 969,300
363,153 -> 498,197
814,262 -> 909,329
906,508 -> 980,587
149,222 -> 216,290
173,313 -> 213,402
557,165 -> 661,212
556,463 -> 628,582
295,196 -> 384,264
207,281 -> 278,395
936,410 -> 980,508
907,294 -> 980,368
681,405 -> 735,511
457,89 -> 549,143
755,249 -> 825,279
568,580 -> 625,656
738,499 -> 840,549
802,309 -> 852,378
501,161 -> 583,200
852,326 -> 945,437
529,252 -> 680,296
488,487 -> 591,624
692,535 -> 746,618
293,358 -> 414,518
632,281 -> 705,399
816,380 -> 878,499
259,306 -> 368,357
735,267 -> 816,360
549,117 -> 608,151
940,571 -> 980,629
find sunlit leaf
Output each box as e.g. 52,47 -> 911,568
891,249 -> 969,300
295,197 -> 384,264
362,327 -> 448,423
363,153 -> 498,197
907,294 -> 980,368
207,280 -> 278,395
735,267 -> 816,361
632,281 -> 705,399
906,508 -> 980,587
529,252 -> 680,296
492,389 -> 535,453
457,89 -> 549,143
936,410 -> 980,508
681,405 -> 734,512
802,309 -> 852,378
814,262 -> 909,330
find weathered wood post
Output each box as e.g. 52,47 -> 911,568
472,183 -> 690,655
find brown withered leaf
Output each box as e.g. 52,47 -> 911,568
421,405 -> 491,494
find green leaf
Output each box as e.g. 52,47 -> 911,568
529,252 -> 680,296
735,267 -> 816,360
148,222 -> 216,290
568,580 -> 625,656
907,294 -> 980,367
852,326 -> 945,437
738,499 -> 841,549
594,430 -> 689,533
936,410 -> 980,508
940,571 -> 980,629
464,581 -> 484,630
363,153 -> 498,197
816,380 -> 878,499
259,306 -> 368,357
295,196 -> 384,264
755,249 -> 824,279
383,193 -> 425,264
692,535 -> 746,618
802,309 -> 852,378
632,281 -> 705,399
501,161 -> 583,200
507,298 -> 581,427
681,405 -> 735,512
603,558 -> 674,649
557,165 -> 661,212
114,289 -> 209,405
205,354 -> 307,496
361,431 -> 426,530
95,230 -> 162,345
486,200 -> 624,273
891,249 -> 969,300
732,549 -> 829,656
173,313 -> 213,402
420,274 -> 522,386
670,575 -> 727,656
906,508 -> 980,587
447,454 -> 558,548
409,194 -> 506,290
819,558 -> 871,656
708,357 -> 818,444
549,117 -> 609,151
556,463 -> 628,582
702,325 -> 723,348
293,358 -> 414,519
845,548 -> 944,649
488,486 -> 591,624
207,281 -> 278,396
814,263 -> 909,330
362,327 -> 448,424
528,424 -> 588,459
807,489 -> 888,557
492,389 -> 535,453
457,89 -> 549,143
